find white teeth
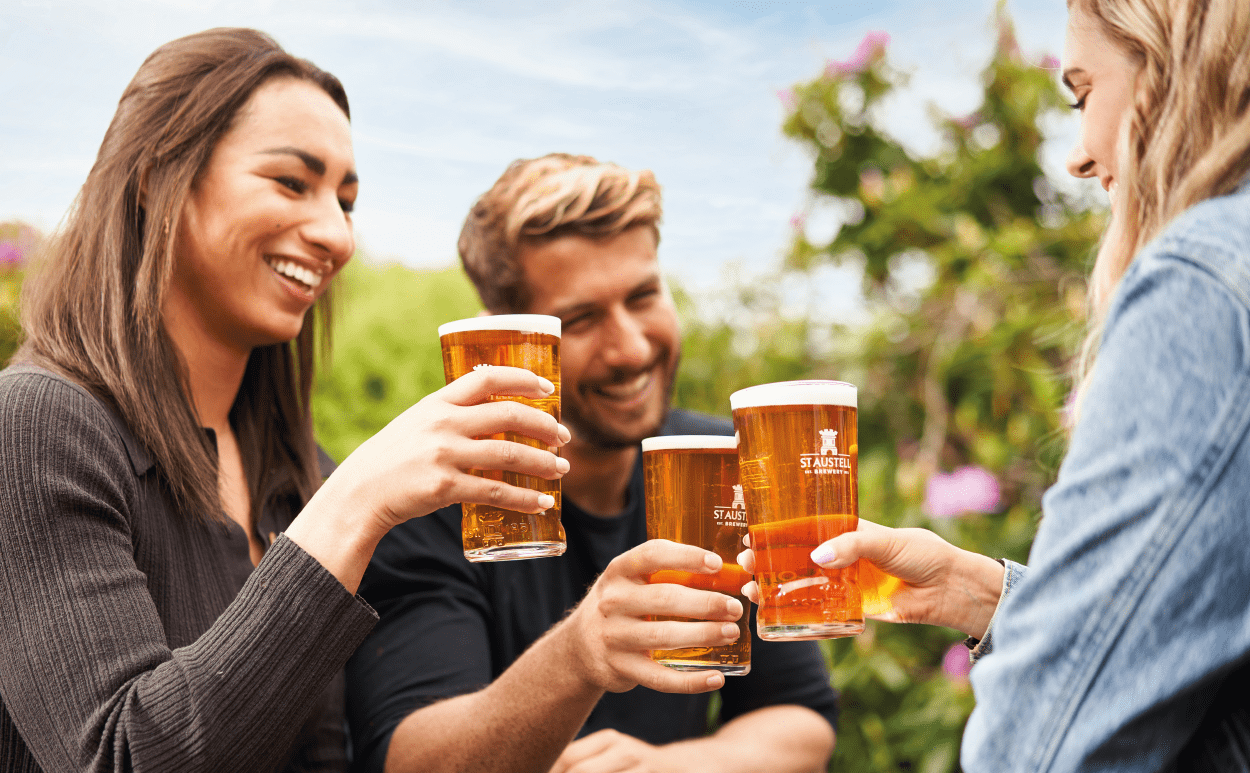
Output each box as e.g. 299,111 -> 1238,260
267,258 -> 323,290
596,372 -> 651,400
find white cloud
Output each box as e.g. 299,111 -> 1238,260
1,0 -> 1074,293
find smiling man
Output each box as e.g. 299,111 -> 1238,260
345,154 -> 838,773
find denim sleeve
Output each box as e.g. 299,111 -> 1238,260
962,223 -> 1250,772
967,559 -> 1026,665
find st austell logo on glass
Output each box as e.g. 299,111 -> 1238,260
714,484 -> 748,526
472,363 -> 492,371
800,429 -> 852,475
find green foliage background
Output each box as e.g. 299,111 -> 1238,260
0,12 -> 1102,772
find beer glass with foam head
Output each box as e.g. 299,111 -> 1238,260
730,380 -> 862,641
439,314 -> 564,562
642,435 -> 751,675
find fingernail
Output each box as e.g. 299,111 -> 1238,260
706,673 -> 724,688
721,623 -> 739,638
726,598 -> 743,618
538,494 -> 556,510
810,543 -> 837,566
704,553 -> 722,571
555,457 -> 571,474
538,377 -> 555,394
557,424 -> 572,443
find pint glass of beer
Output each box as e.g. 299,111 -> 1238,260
439,314 -> 564,562
642,435 -> 751,675
730,380 -> 862,641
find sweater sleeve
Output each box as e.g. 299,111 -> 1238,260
0,371 -> 377,772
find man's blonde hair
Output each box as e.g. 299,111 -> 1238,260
458,153 -> 663,312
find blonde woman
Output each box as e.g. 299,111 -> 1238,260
740,0 -> 1250,770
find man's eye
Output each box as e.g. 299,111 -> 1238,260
339,199 -> 355,214
276,176 -> 308,194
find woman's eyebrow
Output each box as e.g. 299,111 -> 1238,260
259,146 -> 326,176
259,146 -> 357,185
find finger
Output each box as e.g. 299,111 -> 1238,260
454,472 -> 558,514
456,400 -> 567,448
440,366 -> 557,406
553,731 -> 619,771
611,539 -> 722,580
564,751 -> 635,773
617,652 -> 725,694
627,617 -> 742,652
736,548 -> 755,575
610,582 -> 743,623
457,438 -> 568,480
741,532 -> 751,548
809,518 -> 893,569
741,580 -> 760,605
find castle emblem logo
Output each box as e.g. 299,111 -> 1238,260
472,363 -> 492,371
715,484 -> 749,525
819,429 -> 838,456
800,428 -> 852,476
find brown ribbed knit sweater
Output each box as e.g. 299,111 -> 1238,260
0,365 -> 378,772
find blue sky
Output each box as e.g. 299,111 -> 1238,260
1,0 -> 1079,309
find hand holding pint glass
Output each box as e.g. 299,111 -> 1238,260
439,314 -> 565,561
642,435 -> 751,675
731,380 -> 863,640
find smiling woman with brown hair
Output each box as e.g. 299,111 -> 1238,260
0,28 -> 569,773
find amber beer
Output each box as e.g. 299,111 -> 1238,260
439,315 -> 564,562
730,380 -> 862,641
642,436 -> 751,675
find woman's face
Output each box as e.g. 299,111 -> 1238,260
169,77 -> 357,354
1062,9 -> 1141,209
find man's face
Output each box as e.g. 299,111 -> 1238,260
519,226 -> 681,449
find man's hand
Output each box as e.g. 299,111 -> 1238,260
561,539 -> 744,695
551,729 -> 672,773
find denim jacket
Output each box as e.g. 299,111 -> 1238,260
962,184 -> 1250,773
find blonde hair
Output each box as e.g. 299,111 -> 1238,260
1072,0 -> 1250,407
458,153 -> 663,312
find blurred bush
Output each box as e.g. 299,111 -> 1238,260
0,221 -> 40,365
312,261 -> 482,463
725,13 -> 1100,773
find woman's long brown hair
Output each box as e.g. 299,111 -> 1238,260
17,28 -> 347,522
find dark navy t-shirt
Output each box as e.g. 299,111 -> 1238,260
345,410 -> 839,772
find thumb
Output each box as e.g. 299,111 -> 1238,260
809,519 -> 894,569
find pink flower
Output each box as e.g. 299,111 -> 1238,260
777,88 -> 797,112
0,242 -> 21,267
825,31 -> 890,76
943,642 -> 973,680
923,465 -> 1001,518
1040,55 -> 1060,70
953,111 -> 982,130
789,213 -> 806,230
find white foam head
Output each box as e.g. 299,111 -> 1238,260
641,435 -> 739,452
729,380 -> 857,410
438,314 -> 561,338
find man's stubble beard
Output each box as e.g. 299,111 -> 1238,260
562,351 -> 681,451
